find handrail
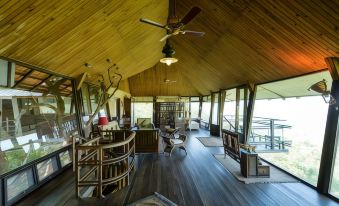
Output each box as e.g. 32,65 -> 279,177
75,130 -> 136,199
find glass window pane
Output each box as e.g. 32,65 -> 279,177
6,168 -> 35,201
59,150 -> 72,167
330,119 -> 339,198
212,93 -> 219,125
36,157 -> 59,181
0,72 -> 78,176
249,71 -> 331,185
223,89 -> 236,131
201,96 -> 211,127
132,103 -> 153,125
190,102 -> 199,119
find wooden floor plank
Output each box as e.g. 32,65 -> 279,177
16,129 -> 338,206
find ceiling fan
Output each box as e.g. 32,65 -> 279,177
140,0 -> 205,41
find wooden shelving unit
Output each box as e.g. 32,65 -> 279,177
154,102 -> 185,131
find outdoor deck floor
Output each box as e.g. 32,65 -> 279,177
17,129 -> 338,206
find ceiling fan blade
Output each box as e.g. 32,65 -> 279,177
140,18 -> 167,29
182,30 -> 205,36
160,34 -> 173,42
180,7 -> 201,25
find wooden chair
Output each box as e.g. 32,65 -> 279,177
163,134 -> 187,156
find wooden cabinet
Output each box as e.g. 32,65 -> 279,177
240,150 -> 258,177
154,102 -> 185,130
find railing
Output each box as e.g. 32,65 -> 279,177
75,131 -> 135,198
223,115 -> 292,151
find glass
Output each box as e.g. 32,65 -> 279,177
132,103 -> 153,125
212,93 -> 219,125
250,71 -> 331,186
330,119 -> 339,198
201,96 -> 211,127
6,168 -> 35,201
0,66 -> 77,176
59,150 -> 72,167
36,157 -> 58,181
223,89 -> 236,131
190,102 -> 199,119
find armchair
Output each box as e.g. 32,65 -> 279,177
163,134 -> 187,156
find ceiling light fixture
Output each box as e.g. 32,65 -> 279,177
160,40 -> 178,66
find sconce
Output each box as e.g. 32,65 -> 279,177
308,79 -> 336,105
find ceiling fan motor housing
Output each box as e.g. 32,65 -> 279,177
162,41 -> 175,57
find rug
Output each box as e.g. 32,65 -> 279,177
128,192 -> 177,206
196,137 -> 223,147
213,154 -> 299,184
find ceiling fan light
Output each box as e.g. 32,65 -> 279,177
160,57 -> 178,66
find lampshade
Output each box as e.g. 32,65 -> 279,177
160,57 -> 178,66
98,116 -> 109,125
309,79 -> 336,105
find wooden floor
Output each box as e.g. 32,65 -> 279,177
17,130 -> 338,206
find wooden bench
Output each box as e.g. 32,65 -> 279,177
221,129 -> 241,162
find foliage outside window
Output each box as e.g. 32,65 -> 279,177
212,93 -> 219,125
201,96 -> 211,126
330,119 -> 339,198
0,65 -> 78,176
132,102 -> 153,125
223,89 -> 236,131
250,71 -> 331,186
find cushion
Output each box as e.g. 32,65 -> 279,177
171,139 -> 183,145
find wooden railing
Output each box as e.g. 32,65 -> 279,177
75,131 -> 135,199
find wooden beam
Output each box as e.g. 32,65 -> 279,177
30,74 -> 53,91
325,57 -> 339,81
317,80 -> 339,194
12,69 -> 33,88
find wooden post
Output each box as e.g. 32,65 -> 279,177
245,84 -> 257,144
317,57 -> 339,194
235,88 -> 240,132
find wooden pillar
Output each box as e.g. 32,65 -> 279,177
198,96 -> 202,121
245,83 -> 257,144
317,57 -> 339,194
72,80 -> 84,137
235,88 -> 240,132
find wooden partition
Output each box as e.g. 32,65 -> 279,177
134,129 -> 160,153
75,131 -> 135,199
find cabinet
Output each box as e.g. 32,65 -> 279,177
154,102 -> 185,131
240,150 -> 258,177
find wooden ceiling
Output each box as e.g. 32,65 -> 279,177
0,0 -> 338,96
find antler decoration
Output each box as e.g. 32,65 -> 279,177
85,61 -> 122,127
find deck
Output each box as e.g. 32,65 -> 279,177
17,130 -> 338,206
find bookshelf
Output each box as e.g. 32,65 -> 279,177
155,102 -> 185,131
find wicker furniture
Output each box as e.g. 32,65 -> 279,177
163,134 -> 187,156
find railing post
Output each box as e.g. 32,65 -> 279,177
270,119 -> 275,150
98,147 -> 103,198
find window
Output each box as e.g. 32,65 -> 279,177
223,89 -> 236,131
212,93 -> 219,125
0,64 -> 78,176
6,168 -> 35,201
59,150 -> 72,167
190,102 -> 200,119
250,71 -> 331,186
201,96 -> 211,127
36,157 -> 59,181
132,102 -> 153,125
330,120 -> 339,198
